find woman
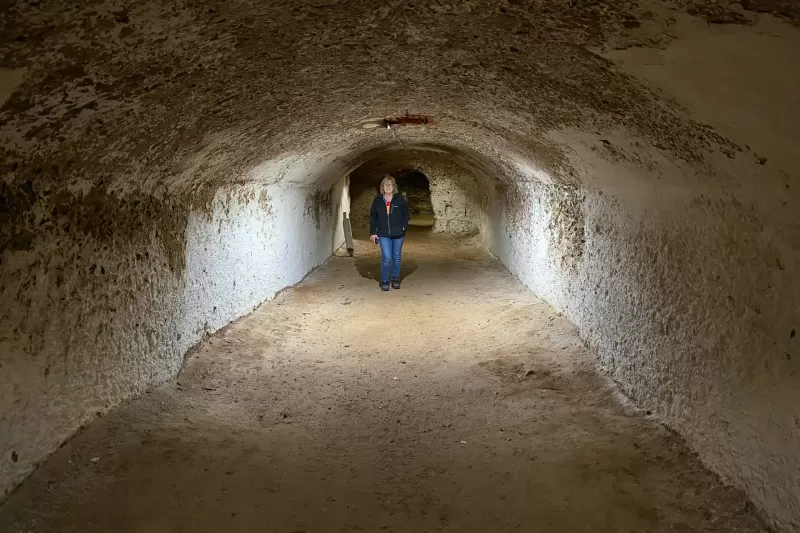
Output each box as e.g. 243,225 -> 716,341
369,176 -> 411,291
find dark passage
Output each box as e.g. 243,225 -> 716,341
395,170 -> 434,228
349,166 -> 435,235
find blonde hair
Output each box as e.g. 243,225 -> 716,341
379,175 -> 399,194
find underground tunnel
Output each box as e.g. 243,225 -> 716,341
1,1 -> 799,532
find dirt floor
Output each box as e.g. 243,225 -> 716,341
0,231 -> 769,533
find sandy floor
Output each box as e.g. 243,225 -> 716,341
0,231 -> 768,533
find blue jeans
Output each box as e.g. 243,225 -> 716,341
378,236 -> 404,283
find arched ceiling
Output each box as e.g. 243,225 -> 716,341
2,0 -> 797,196
348,146 -> 497,189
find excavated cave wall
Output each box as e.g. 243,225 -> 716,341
426,162 -> 480,235
479,153 -> 800,531
2,0 -> 799,528
0,179 -> 348,499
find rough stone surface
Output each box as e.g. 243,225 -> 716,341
0,233 -> 771,533
1,0 -> 799,530
0,180 -> 348,500
480,140 -> 799,531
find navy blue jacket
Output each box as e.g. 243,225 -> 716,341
369,194 -> 410,238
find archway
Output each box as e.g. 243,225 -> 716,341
344,147 -> 487,240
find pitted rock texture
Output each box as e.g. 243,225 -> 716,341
1,0 -> 799,531
1,0 -> 769,196
1,180 -> 349,502
480,148 -> 799,532
0,233 -> 771,533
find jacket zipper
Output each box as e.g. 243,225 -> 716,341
388,201 -> 392,235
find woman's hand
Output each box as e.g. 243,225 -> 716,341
370,234 -> 379,244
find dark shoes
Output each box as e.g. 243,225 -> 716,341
380,281 -> 390,291
391,280 -> 401,290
